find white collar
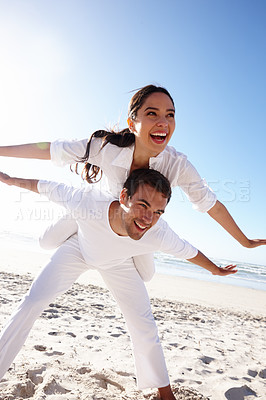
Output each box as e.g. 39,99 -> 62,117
149,147 -> 167,167
110,144 -> 167,169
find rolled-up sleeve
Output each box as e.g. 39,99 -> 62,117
176,158 -> 217,213
155,147 -> 217,213
50,138 -> 89,167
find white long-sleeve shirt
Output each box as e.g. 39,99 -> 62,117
50,138 -> 217,213
38,180 -> 198,269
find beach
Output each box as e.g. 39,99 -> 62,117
0,247 -> 265,400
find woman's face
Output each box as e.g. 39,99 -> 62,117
129,92 -> 176,157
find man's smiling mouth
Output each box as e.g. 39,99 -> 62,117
134,221 -> 148,231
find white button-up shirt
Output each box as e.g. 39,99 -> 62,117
50,137 -> 217,213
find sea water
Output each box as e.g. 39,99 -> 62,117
1,230 -> 266,292
155,253 -> 266,291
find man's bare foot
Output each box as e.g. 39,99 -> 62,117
158,384 -> 176,399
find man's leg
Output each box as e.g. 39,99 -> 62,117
0,235 -> 88,380
99,259 -> 170,390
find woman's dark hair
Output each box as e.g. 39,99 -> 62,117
128,85 -> 174,120
77,85 -> 174,183
123,168 -> 172,204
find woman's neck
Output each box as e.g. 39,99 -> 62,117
131,143 -> 156,172
130,157 -> 149,172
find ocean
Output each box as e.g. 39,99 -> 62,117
155,252 -> 266,291
1,230 -> 266,292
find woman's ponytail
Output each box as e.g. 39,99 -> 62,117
75,128 -> 135,183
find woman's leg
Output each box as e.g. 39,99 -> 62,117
99,259 -> 169,390
133,253 -> 155,282
0,235 -> 88,380
39,214 -> 78,250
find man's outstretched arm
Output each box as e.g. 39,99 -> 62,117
187,250 -> 237,276
0,172 -> 39,193
0,171 -> 86,214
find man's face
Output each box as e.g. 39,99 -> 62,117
120,183 -> 168,240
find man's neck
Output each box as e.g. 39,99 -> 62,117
108,201 -> 127,236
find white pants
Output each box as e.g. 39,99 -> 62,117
39,216 -> 155,282
0,235 -> 169,389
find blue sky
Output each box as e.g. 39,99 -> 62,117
0,0 -> 265,265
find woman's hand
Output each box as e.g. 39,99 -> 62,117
212,264 -> 238,276
244,239 -> 266,248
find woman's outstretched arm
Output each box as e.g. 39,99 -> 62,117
207,200 -> 266,248
0,142 -> 51,160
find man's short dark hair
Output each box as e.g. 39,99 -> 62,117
123,169 -> 171,203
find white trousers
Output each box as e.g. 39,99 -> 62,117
0,235 -> 169,389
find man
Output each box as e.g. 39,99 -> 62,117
0,169 -> 236,400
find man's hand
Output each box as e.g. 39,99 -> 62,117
0,172 -> 39,193
212,264 -> 238,276
0,171 -> 13,185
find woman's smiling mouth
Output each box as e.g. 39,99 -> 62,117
150,132 -> 167,144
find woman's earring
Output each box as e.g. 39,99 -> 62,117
127,118 -> 134,133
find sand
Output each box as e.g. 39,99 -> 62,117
0,247 -> 265,400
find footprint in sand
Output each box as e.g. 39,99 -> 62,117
225,385 -> 257,399
27,366 -> 46,385
258,368 -> 266,379
8,380 -> 35,398
247,369 -> 258,378
34,344 -> 47,351
43,377 -> 71,395
13,368 -> 71,397
199,355 -> 215,365
91,371 -> 125,392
